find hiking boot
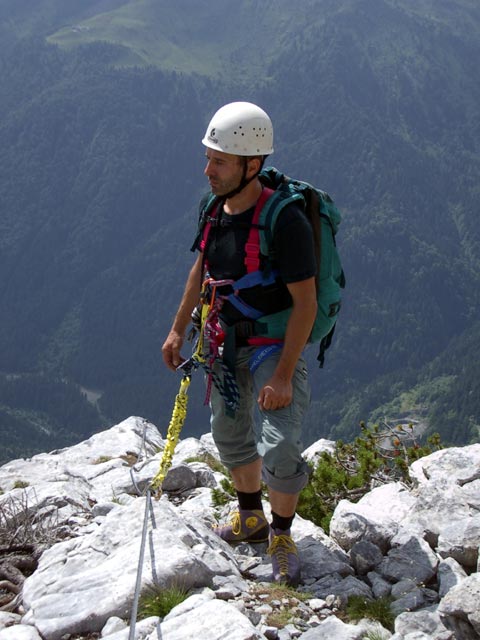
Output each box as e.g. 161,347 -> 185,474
267,527 -> 301,587
213,509 -> 269,544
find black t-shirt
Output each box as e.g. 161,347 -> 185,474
194,196 -> 316,323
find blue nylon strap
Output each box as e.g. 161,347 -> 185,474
222,268 -> 280,320
232,268 -> 279,290
248,344 -> 283,374
226,295 -> 265,320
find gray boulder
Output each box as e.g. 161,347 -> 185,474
438,573 -> 480,639
377,535 -> 438,584
330,483 -> 415,552
299,614 -> 365,639
437,513 -> 480,568
350,539 -> 384,575
394,608 -> 454,640
437,557 -> 468,597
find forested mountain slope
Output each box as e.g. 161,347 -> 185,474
0,0 -> 479,462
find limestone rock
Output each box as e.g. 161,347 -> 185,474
330,483 -> 415,552
21,497 -> 238,640
1,420 -> 479,640
437,513 -> 480,568
437,557 -> 468,597
438,573 -> 480,639
377,535 -> 438,584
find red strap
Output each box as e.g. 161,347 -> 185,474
247,336 -> 283,346
201,187 -> 275,272
244,187 -> 275,273
199,203 -> 220,252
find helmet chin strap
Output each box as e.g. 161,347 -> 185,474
222,159 -> 254,200
221,156 -> 266,200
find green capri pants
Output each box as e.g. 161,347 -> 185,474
210,345 -> 311,494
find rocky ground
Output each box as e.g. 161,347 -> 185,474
0,416 -> 479,639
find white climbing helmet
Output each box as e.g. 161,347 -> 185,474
202,101 -> 274,156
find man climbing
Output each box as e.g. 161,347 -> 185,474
162,101 -> 317,587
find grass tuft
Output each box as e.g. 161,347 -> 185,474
13,480 -> 29,489
250,583 -> 313,629
137,584 -> 190,620
184,452 -> 227,475
346,595 -> 395,631
92,455 -> 113,465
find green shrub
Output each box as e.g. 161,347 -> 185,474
211,476 -> 236,507
297,422 -> 442,532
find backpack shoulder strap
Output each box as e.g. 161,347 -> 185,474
244,187 -> 275,272
192,187 -> 278,272
197,193 -> 220,252
258,186 -> 305,257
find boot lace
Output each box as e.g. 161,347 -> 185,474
214,511 -> 242,535
230,511 -> 242,536
267,534 -> 297,575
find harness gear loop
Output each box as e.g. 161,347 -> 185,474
150,374 -> 191,498
194,276 -> 241,410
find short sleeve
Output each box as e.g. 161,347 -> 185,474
272,202 -> 316,283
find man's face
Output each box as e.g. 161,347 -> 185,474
204,148 -> 244,197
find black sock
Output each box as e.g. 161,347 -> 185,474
271,511 -> 294,532
236,489 -> 263,511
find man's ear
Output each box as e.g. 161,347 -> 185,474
246,156 -> 262,178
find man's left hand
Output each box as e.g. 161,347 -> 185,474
257,375 -> 293,411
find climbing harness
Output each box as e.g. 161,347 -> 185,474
192,193 -> 283,413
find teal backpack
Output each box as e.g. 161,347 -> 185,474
198,166 -> 346,366
258,167 -> 345,365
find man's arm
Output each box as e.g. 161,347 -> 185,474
162,253 -> 203,370
257,276 -> 317,410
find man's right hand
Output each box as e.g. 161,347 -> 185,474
161,254 -> 203,371
162,330 -> 186,371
